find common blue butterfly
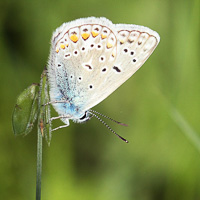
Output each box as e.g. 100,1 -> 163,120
47,17 -> 160,142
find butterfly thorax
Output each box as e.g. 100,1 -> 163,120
51,97 -> 86,120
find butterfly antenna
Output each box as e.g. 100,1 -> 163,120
90,109 -> 128,127
88,111 -> 128,143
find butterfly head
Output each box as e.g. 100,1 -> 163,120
73,110 -> 92,123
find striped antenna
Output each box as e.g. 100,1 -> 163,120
88,111 -> 128,143
90,109 -> 128,126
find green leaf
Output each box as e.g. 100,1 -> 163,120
12,83 -> 39,136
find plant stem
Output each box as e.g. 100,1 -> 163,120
36,125 -> 43,200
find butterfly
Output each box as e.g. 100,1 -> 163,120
46,17 -> 160,142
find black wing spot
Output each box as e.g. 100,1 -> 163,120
86,65 -> 92,69
65,53 -> 71,58
124,48 -> 128,53
133,59 -> 137,63
84,64 -> 92,70
113,66 -> 121,73
100,56 -> 105,62
128,39 -> 134,43
102,68 -> 107,72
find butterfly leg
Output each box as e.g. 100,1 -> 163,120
43,100 -> 69,106
50,115 -> 70,121
51,116 -> 70,132
52,124 -> 69,131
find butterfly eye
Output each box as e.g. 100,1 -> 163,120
78,111 -> 92,123
79,112 -> 87,120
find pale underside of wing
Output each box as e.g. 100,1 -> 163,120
48,17 -> 160,117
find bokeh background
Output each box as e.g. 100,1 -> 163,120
1,0 -> 200,199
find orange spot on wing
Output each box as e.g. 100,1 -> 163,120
91,31 -> 99,37
101,34 -> 107,39
70,34 -> 78,43
56,48 -> 59,53
81,33 -> 90,40
60,44 -> 65,49
106,42 -> 113,49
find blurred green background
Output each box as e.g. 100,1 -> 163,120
1,0 -> 200,199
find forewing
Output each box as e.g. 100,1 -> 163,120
83,21 -> 160,111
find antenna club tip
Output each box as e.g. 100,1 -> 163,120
121,137 -> 129,143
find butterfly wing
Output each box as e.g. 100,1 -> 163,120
85,22 -> 160,110
48,17 -> 160,119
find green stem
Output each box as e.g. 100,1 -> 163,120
36,125 -> 43,200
